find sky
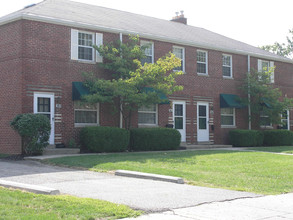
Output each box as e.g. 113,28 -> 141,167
0,0 -> 292,47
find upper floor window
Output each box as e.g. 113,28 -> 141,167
138,104 -> 157,125
173,46 -> 185,72
74,101 -> 99,127
141,41 -> 154,65
258,59 -> 274,83
197,50 -> 208,75
222,54 -> 232,78
71,29 -> 103,63
221,108 -> 235,126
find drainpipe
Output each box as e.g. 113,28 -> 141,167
119,33 -> 123,128
247,55 -> 251,130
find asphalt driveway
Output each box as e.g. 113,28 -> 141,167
0,159 -> 259,212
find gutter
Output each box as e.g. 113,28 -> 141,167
1,13 -> 292,64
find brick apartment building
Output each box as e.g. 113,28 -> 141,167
1,0 -> 293,154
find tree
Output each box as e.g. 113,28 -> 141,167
261,29 -> 293,59
83,36 -> 183,129
241,67 -> 293,128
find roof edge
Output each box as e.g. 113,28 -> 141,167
1,13 -> 292,64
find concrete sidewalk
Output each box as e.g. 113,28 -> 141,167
127,193 -> 293,219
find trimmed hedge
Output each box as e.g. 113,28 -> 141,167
229,129 -> 264,147
80,126 -> 129,153
263,130 -> 293,146
130,128 -> 181,151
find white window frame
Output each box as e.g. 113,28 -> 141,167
71,29 -> 103,63
141,40 -> 154,64
173,46 -> 185,72
197,50 -> 208,75
74,102 -> 99,127
258,59 -> 274,83
221,108 -> 236,127
222,54 -> 233,78
281,110 -> 290,130
138,104 -> 158,126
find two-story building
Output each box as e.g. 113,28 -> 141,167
1,0 -> 293,154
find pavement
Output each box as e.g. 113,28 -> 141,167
0,156 -> 292,219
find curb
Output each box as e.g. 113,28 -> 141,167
115,170 -> 184,184
0,180 -> 60,195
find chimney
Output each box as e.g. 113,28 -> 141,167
171,11 -> 187,25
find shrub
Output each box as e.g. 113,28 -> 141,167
263,130 -> 293,146
229,129 -> 264,147
10,114 -> 51,155
130,128 -> 181,151
80,126 -> 129,153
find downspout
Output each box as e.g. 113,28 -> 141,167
119,33 -> 123,128
247,55 -> 251,130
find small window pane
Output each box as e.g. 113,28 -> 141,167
75,111 -> 97,124
138,104 -> 156,112
197,51 -> 206,62
78,47 -> 93,60
175,104 -> 183,116
221,108 -> 233,114
199,118 -> 207,129
199,106 -> 206,117
221,116 -> 234,126
138,113 -> 156,124
223,66 -> 231,77
175,117 -> 183,129
38,98 -> 50,113
197,63 -> 206,74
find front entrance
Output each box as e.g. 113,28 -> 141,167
34,93 -> 55,144
173,101 -> 186,142
197,102 -> 209,142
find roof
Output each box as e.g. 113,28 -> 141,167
1,0 -> 292,63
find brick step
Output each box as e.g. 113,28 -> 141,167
43,148 -> 80,155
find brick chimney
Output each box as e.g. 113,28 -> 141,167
171,11 -> 187,25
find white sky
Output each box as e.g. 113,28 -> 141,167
1,0 -> 292,47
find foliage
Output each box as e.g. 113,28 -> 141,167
47,150 -> 293,195
129,127 -> 181,151
229,129 -> 264,147
0,187 -> 141,219
83,35 -> 183,129
241,69 -> 293,127
80,126 -> 130,153
10,114 -> 51,155
261,29 -> 293,59
263,130 -> 293,146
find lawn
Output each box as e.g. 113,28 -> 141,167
249,146 -> 293,154
0,187 -> 141,220
46,150 -> 293,195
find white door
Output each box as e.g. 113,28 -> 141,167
34,93 -> 55,144
197,102 -> 209,142
173,101 -> 186,142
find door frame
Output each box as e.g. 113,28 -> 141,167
33,92 -> 55,145
172,101 -> 186,142
197,101 -> 209,142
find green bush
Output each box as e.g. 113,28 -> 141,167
10,114 -> 51,155
263,130 -> 293,146
130,128 -> 181,151
229,129 -> 264,147
80,126 -> 129,153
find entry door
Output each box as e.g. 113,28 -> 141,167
197,102 -> 209,142
173,101 -> 186,142
34,93 -> 55,144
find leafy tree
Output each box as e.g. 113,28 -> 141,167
241,67 -> 293,128
261,29 -> 293,59
83,36 -> 183,129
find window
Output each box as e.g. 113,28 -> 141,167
173,46 -> 185,72
74,101 -> 99,126
260,112 -> 272,127
258,59 -> 274,83
221,108 -> 235,126
71,29 -> 103,62
222,54 -> 232,78
281,110 -> 290,130
138,104 -> 157,125
141,41 -> 154,65
197,50 -> 208,74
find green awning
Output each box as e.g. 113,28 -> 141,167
261,98 -> 272,108
72,82 -> 90,101
142,87 -> 169,104
220,94 -> 244,108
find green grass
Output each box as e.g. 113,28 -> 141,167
249,146 -> 293,154
46,150 -> 293,195
0,187 -> 141,220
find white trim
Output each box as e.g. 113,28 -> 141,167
197,102 -> 209,142
173,46 -> 185,72
33,92 -> 55,145
222,54 -> 233,78
172,101 -> 186,142
197,50 -> 208,75
138,104 -> 158,126
257,59 -> 274,83
140,40 -> 154,64
221,108 -> 236,127
2,14 -> 292,64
